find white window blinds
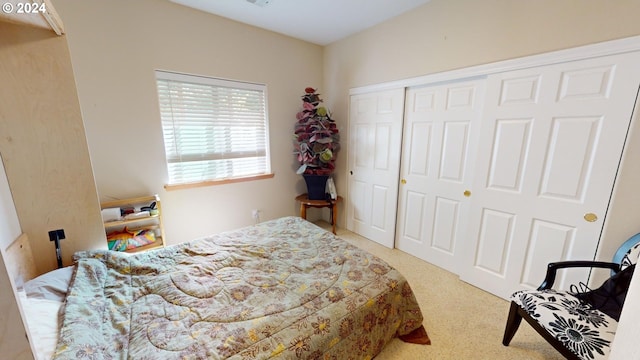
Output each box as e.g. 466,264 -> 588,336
155,71 -> 271,185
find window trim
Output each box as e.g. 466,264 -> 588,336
164,173 -> 274,191
157,70 -> 266,93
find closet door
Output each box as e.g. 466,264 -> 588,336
346,89 -> 405,248
460,52 -> 640,299
396,79 -> 485,273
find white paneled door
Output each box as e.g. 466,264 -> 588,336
460,52 -> 640,299
346,89 -> 405,248
396,79 -> 486,273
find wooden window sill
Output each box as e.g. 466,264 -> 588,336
164,173 -> 274,191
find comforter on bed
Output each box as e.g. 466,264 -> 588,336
53,217 -> 424,359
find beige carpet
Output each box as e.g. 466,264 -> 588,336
317,223 -> 565,360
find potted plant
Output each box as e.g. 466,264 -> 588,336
293,87 -> 340,199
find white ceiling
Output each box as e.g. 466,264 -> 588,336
170,0 -> 432,46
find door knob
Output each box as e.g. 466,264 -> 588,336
463,190 -> 471,197
584,213 -> 598,222
401,179 -> 407,184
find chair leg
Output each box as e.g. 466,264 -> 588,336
502,301 -> 523,346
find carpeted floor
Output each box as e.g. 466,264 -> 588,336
317,222 -> 565,360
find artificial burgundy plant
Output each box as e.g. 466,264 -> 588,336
293,87 -> 340,175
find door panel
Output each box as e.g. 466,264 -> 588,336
371,184 -> 390,231
460,52 -> 640,299
374,125 -> 392,169
350,179 -> 367,223
440,122 -> 470,181
520,220 -> 575,289
557,65 -> 614,101
432,197 -> 459,254
346,89 -> 405,248
539,116 -> 599,200
403,191 -> 426,240
396,79 -> 485,273
408,122 -> 431,176
474,208 -> 515,276
487,118 -> 532,192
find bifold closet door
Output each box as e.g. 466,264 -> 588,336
460,52 -> 640,299
396,79 -> 485,273
346,89 -> 405,248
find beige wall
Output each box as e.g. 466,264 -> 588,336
52,0 -> 324,243
0,21 -> 105,274
325,0 -> 640,89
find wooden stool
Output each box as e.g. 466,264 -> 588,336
295,193 -> 343,234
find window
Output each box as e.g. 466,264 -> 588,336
155,71 -> 271,187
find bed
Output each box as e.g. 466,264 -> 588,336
13,216 -> 428,359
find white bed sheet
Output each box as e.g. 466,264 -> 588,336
18,288 -> 62,359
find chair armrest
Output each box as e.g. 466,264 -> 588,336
537,261 -> 620,290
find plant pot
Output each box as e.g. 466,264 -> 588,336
303,174 -> 329,200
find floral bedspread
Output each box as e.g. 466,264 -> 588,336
53,217 -> 424,359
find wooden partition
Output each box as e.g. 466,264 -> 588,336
0,20 -> 105,274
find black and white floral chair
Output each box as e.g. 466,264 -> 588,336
502,233 -> 640,360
